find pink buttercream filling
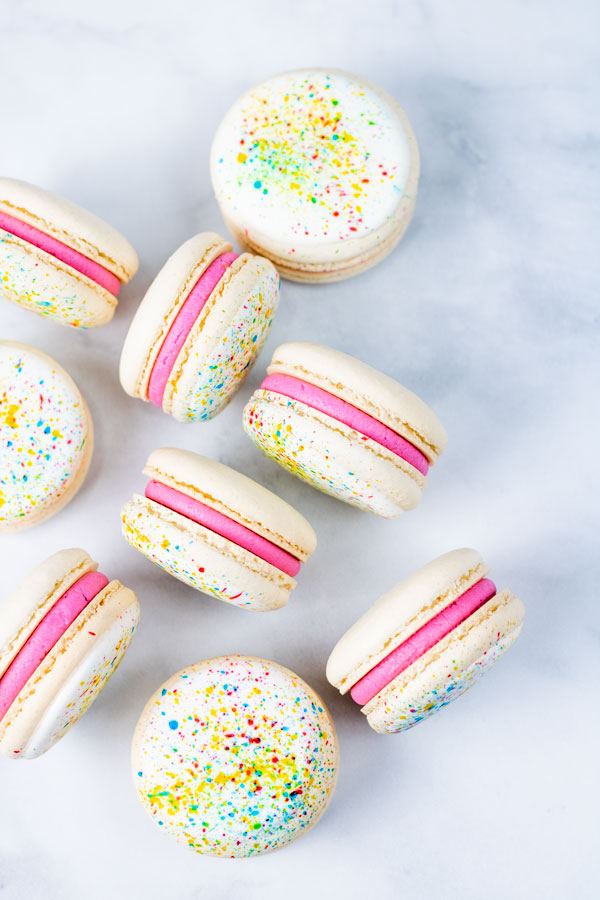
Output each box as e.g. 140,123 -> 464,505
147,250 -> 239,407
0,210 -> 121,295
145,480 -> 301,577
350,578 -> 497,705
0,571 -> 109,722
260,373 -> 429,476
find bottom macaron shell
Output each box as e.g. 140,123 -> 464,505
164,258 -> 279,423
0,230 -> 115,328
122,496 -> 294,610
132,657 -> 339,857
0,584 -> 139,758
362,590 -> 524,734
223,199 -> 415,284
243,390 -> 423,516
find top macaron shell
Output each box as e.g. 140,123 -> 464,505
0,549 -> 139,758
243,342 -> 447,517
119,233 -> 279,422
132,656 -> 339,857
0,177 -> 138,328
122,448 -> 316,611
211,68 -> 419,280
327,549 -> 525,733
0,341 -> 93,532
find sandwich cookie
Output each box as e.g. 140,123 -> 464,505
0,177 -> 138,327
121,448 -> 316,610
119,232 -> 279,422
211,68 -> 419,282
0,342 -> 93,532
243,341 -> 447,516
0,548 -> 139,758
327,549 -> 525,733
132,656 -> 339,856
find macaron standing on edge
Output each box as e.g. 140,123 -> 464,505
0,548 -> 139,759
326,549 -> 525,733
211,68 -> 420,282
0,341 -> 93,532
121,448 -> 316,611
243,341 -> 447,516
119,232 -> 279,422
132,656 -> 339,857
0,177 -> 138,328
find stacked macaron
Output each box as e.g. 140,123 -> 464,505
244,341 -> 447,516
133,656 -> 338,856
211,68 -> 419,282
0,549 -> 138,758
120,232 -> 279,421
327,549 -> 525,733
121,448 -> 316,610
0,177 -> 138,327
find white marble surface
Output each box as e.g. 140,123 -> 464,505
1,1 -> 598,897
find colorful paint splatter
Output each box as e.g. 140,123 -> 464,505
212,69 -> 412,247
364,627 -> 522,734
0,343 -> 90,529
0,229 -> 109,328
243,389 -> 421,516
168,261 -> 279,422
133,657 -> 338,856
121,496 -> 292,610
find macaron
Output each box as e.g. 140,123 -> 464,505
0,341 -> 93,532
0,548 -> 139,759
243,341 -> 447,516
119,232 -> 279,422
211,68 -> 419,282
132,655 -> 339,856
121,448 -> 316,611
0,177 -> 138,328
326,549 -> 525,733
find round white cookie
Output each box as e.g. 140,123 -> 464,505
211,68 -> 419,281
0,342 -> 93,531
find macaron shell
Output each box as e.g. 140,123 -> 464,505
0,582 -> 139,758
163,254 -> 279,422
119,233 -> 231,400
224,196 -> 415,283
0,549 -> 97,679
144,448 -> 316,560
122,495 -> 295,611
0,342 -> 94,532
362,590 -> 525,733
267,342 -> 447,461
326,549 -> 489,693
0,177 -> 139,281
243,389 -> 424,516
210,68 -> 419,273
132,656 -> 339,856
0,229 -> 117,328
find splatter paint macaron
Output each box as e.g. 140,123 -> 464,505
0,548 -> 139,759
0,341 -> 93,532
211,68 -> 419,282
243,341 -> 447,516
119,232 -> 279,422
0,177 -> 138,328
121,448 -> 316,611
327,549 -> 525,733
132,655 -> 338,856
